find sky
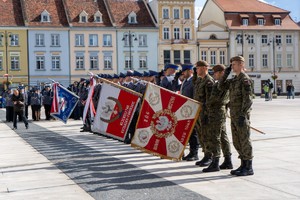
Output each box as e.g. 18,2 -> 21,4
195,0 -> 300,23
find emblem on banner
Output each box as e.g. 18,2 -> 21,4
100,97 -> 123,123
168,141 -> 180,153
148,92 -> 159,106
150,109 -> 178,138
138,130 -> 150,144
180,105 -> 193,118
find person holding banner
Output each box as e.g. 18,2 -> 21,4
218,56 -> 254,176
179,64 -> 200,161
194,60 -> 214,167
202,64 -> 232,173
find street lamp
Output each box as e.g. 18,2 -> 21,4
0,31 -> 12,90
122,31 -> 137,70
268,37 -> 281,94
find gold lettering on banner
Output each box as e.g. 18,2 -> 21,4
153,139 -> 160,151
168,96 -> 175,110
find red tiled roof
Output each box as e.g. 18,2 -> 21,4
22,0 -> 68,27
225,13 -> 300,30
213,0 -> 289,13
107,0 -> 155,28
64,0 -> 112,27
0,0 -> 24,26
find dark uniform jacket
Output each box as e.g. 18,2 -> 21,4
181,77 -> 193,99
12,93 -> 25,112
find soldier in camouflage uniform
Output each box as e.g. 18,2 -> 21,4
218,56 -> 254,176
202,64 -> 232,173
193,60 -> 214,167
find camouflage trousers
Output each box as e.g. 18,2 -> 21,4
195,117 -> 210,155
206,120 -> 231,158
231,115 -> 253,160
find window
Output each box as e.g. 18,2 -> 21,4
287,54 -> 293,67
81,16 -> 87,23
184,9 -> 190,19
164,50 -> 170,64
174,9 -> 179,19
51,56 -> 60,70
275,35 -> 281,44
75,34 -> 84,46
242,18 -> 249,26
184,50 -> 190,64
103,34 -> 112,46
123,35 -> 130,46
125,56 -> 132,69
274,19 -> 281,25
220,50 -> 225,64
174,50 -> 180,64
249,54 -> 254,67
51,34 -> 60,46
184,28 -> 190,40
139,35 -> 147,46
11,56 -> 20,70
76,55 -> 84,69
36,34 -> 45,46
163,8 -> 169,19
276,54 -> 282,67
248,35 -> 254,44
94,11 -> 102,23
89,34 -> 98,46
41,10 -> 50,22
174,28 -> 180,40
262,54 -> 268,67
236,34 -> 242,44
261,35 -> 268,44
79,11 -> 88,23
10,34 -> 19,46
104,56 -> 112,69
163,28 -> 169,40
286,35 -> 292,44
201,51 -> 207,61
139,56 -> 147,69
36,56 -> 45,70
258,19 -> 264,25
210,51 -> 216,65
90,55 -> 98,69
128,11 -> 137,24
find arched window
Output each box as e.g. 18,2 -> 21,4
209,34 -> 217,40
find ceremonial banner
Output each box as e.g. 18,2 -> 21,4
50,83 -> 79,124
131,83 -> 200,160
92,82 -> 141,141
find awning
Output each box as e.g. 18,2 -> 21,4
255,14 -> 264,18
240,14 -> 249,18
272,14 -> 281,18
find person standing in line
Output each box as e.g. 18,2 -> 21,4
11,89 -> 29,130
4,89 -> 14,122
31,88 -> 42,121
218,56 -> 254,176
42,85 -> 53,120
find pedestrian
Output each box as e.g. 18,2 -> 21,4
31,88 -> 42,121
286,83 -> 292,99
263,82 -> 269,101
11,89 -> 29,130
268,79 -> 273,101
219,56 -> 254,176
194,60 -> 214,167
291,84 -> 295,99
42,85 -> 53,120
202,64 -> 233,172
277,85 -> 281,96
4,89 -> 14,122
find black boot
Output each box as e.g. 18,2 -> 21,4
195,153 -> 212,167
202,157 -> 220,173
186,150 -> 199,161
230,159 -> 245,175
235,160 -> 254,176
219,156 -> 233,169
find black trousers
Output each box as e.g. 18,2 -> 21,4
31,105 -> 36,120
25,105 -> 29,119
13,110 -> 28,128
6,106 -> 14,122
189,129 -> 200,152
44,104 -> 51,120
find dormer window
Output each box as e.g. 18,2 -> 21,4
240,14 -> 249,26
257,19 -> 264,25
94,11 -> 103,23
79,10 -> 88,23
41,10 -> 50,22
128,11 -> 137,24
272,15 -> 281,25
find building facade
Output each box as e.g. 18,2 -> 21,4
198,0 -> 300,94
150,0 -> 197,70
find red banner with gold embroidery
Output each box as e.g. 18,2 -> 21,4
131,83 -> 200,160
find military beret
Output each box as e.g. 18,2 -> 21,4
212,64 -> 225,72
148,70 -> 159,77
119,72 -> 126,78
133,70 -> 143,77
181,64 -> 193,72
230,56 -> 245,63
195,60 -> 209,67
164,63 -> 179,70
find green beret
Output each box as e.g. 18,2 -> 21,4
212,64 -> 225,72
230,56 -> 245,63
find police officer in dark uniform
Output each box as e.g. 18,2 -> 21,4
42,85 -> 52,120
160,64 -> 179,91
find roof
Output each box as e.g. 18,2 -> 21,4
225,13 -> 300,30
64,0 -> 112,27
22,0 -> 68,27
213,0 -> 289,13
0,0 -> 24,26
107,0 -> 155,28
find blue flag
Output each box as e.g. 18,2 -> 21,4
51,83 -> 79,124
